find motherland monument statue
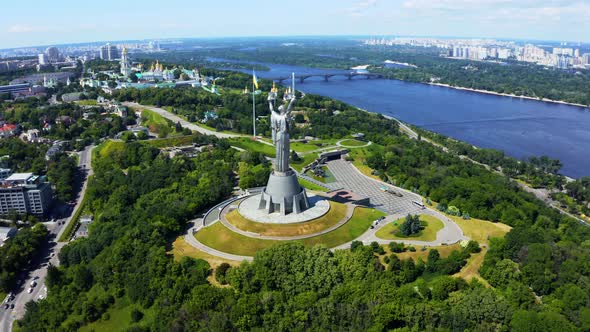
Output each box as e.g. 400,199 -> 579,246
257,83 -> 310,215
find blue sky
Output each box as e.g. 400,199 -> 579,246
1,0 -> 589,48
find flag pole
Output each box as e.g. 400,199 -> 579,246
252,69 -> 256,139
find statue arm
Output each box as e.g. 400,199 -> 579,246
285,96 -> 296,114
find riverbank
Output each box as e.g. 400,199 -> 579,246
428,82 -> 590,109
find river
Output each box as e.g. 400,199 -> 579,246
209,58 -> 590,178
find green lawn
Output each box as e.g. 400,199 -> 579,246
195,207 -> 385,256
228,137 -> 276,157
96,140 -> 125,159
143,135 -> 195,148
290,139 -> 339,153
140,108 -> 169,127
298,177 -> 328,192
79,297 -> 155,332
75,99 -> 98,106
139,109 -> 180,137
375,214 -> 444,242
290,153 -> 318,172
226,201 -> 347,237
338,139 -> 368,147
347,144 -> 384,180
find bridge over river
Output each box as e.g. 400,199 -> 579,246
270,72 -> 384,83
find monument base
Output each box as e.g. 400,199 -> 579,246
258,170 -> 309,215
239,192 -> 329,224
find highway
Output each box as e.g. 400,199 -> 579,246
0,145 -> 94,331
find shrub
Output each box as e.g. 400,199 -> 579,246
130,308 -> 144,322
389,242 -> 405,253
215,263 -> 232,285
370,241 -> 385,255
350,240 -> 364,252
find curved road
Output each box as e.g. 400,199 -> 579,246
183,158 -> 467,260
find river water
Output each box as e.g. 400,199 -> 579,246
211,58 -> 590,178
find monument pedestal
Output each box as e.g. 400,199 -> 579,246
258,170 -> 309,215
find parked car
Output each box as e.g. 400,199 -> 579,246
30,280 -> 37,287
27,287 -> 33,294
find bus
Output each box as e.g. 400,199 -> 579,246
412,200 -> 425,209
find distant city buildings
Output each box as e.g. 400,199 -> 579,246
45,47 -> 60,63
99,43 -> 119,60
364,37 -> 590,69
0,172 -> 53,216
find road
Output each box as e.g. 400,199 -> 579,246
0,145 -> 94,331
326,159 -> 467,247
123,102 -> 243,139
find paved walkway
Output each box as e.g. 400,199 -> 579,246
327,159 -> 423,215
124,102 -> 243,139
218,202 -> 355,240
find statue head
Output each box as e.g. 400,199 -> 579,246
278,104 -> 286,114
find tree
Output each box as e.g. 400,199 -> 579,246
399,214 -> 421,236
215,263 -> 231,285
350,240 -> 363,252
426,249 -> 440,273
130,308 -> 144,322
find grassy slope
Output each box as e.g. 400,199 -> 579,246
451,216 -> 511,245
228,137 -> 276,157
298,177 -> 328,192
375,215 -> 444,241
225,201 -> 347,237
79,297 -> 155,332
348,145 -> 384,181
195,207 -> 385,256
338,139 -> 368,147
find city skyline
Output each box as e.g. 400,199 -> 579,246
1,0 -> 590,49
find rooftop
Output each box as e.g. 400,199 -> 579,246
5,173 -> 33,182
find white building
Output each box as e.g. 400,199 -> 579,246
38,54 -> 48,65
0,173 -> 53,216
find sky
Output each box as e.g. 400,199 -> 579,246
1,0 -> 589,49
